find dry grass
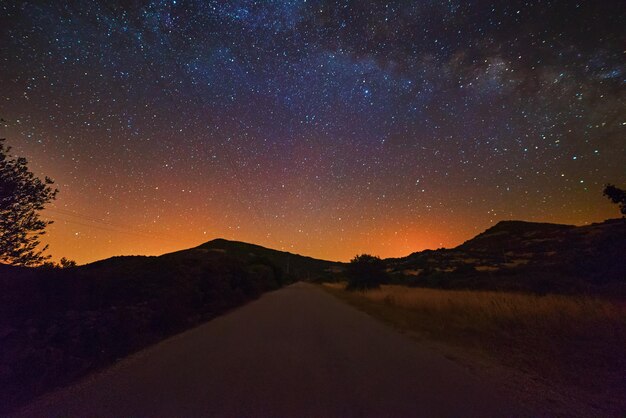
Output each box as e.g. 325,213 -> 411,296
328,284 -> 625,336
322,283 -> 626,415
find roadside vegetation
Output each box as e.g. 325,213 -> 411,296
345,254 -> 387,290
0,251 -> 293,415
323,282 -> 626,416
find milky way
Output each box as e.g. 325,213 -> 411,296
1,1 -> 624,263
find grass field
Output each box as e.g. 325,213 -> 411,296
322,283 -> 626,416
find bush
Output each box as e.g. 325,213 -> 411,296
346,254 -> 387,291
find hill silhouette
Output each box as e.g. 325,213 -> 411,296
387,218 -> 626,294
197,238 -> 342,279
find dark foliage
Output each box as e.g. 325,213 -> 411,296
603,184 -> 626,216
0,139 -> 58,266
40,257 -> 77,269
346,254 -> 388,291
0,249 -> 292,414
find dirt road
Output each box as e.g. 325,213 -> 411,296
14,282 -> 528,417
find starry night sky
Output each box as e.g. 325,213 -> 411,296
1,1 -> 625,264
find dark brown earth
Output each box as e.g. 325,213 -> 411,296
13,282 -> 530,418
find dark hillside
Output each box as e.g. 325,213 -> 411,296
197,238 -> 343,279
459,220 -> 575,252
388,219 -> 626,295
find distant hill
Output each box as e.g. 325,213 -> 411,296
70,238 -> 342,282
196,238 -> 343,279
387,219 -> 626,294
458,220 -> 574,251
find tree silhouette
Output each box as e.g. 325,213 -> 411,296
603,184 -> 626,217
346,254 -> 387,290
0,138 -> 58,265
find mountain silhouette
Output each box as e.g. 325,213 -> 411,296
388,218 -> 626,294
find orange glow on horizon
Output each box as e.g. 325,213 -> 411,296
41,198 -> 619,265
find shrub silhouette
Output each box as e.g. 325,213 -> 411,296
346,254 -> 387,290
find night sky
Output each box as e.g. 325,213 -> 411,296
1,1 -> 624,264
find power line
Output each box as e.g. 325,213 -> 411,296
46,207 -> 180,241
